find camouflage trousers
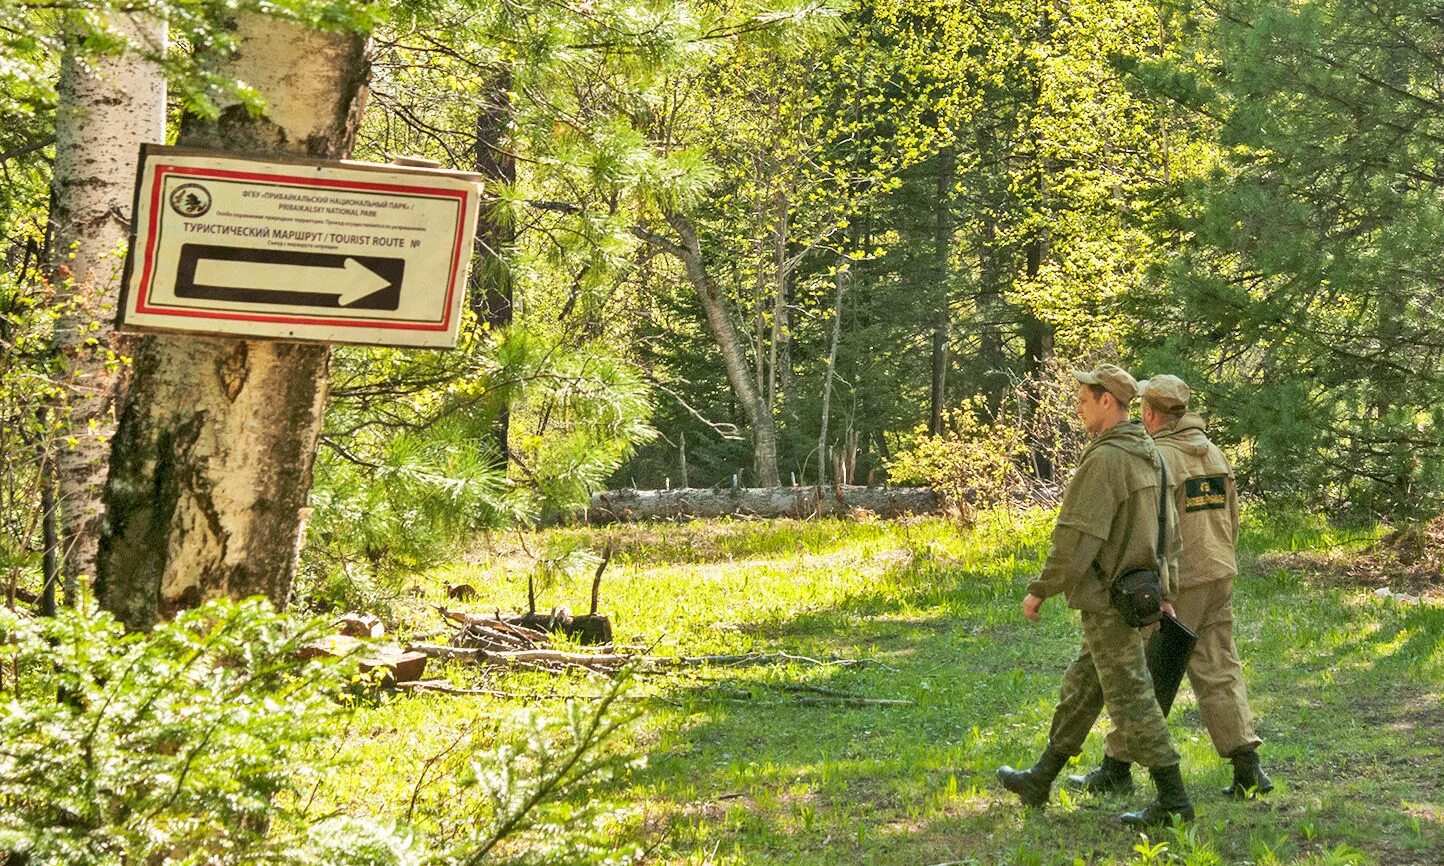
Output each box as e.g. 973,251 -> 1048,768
1046,606 -> 1180,769
1105,579 -> 1262,760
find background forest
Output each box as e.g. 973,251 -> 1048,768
4,0 -> 1443,591
1,1 -> 1442,864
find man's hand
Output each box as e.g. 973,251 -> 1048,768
1161,601 -> 1176,619
1023,593 -> 1045,622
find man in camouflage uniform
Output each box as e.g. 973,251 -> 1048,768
997,365 -> 1194,826
1067,374 -> 1272,799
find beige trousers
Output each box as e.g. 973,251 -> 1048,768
1106,578 -> 1262,760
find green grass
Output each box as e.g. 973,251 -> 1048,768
319,508 -> 1444,865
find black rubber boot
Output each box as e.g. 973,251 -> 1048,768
1066,755 -> 1134,795
998,746 -> 1070,807
1222,749 -> 1273,799
1120,764 -> 1195,827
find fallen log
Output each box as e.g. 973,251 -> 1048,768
452,625 -> 540,653
793,695 -> 912,707
584,485 -> 941,523
394,680 -> 637,702
6,585 -> 40,607
395,680 -> 526,698
407,643 -> 487,663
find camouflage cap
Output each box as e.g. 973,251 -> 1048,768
1138,374 -> 1190,413
1072,363 -> 1137,404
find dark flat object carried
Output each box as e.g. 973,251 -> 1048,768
1146,612 -> 1198,716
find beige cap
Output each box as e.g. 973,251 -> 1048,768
1072,364 -> 1137,404
1138,374 -> 1190,413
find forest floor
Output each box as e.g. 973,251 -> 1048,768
324,509 -> 1444,865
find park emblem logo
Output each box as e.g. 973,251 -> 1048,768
169,183 -> 212,218
1184,475 -> 1228,512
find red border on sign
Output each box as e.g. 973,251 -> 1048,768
135,164 -> 470,332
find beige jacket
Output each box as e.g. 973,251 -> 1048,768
1151,413 -> 1239,587
1029,419 -> 1182,611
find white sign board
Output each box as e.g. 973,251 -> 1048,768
119,145 -> 481,349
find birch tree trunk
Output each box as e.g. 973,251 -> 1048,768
767,187 -> 790,413
817,262 -> 850,485
642,214 -> 781,487
48,12 -> 166,604
95,15 -> 371,630
752,189 -> 768,400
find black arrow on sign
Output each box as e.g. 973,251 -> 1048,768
174,244 -> 405,310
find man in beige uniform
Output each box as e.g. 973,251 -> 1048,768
1068,374 -> 1272,798
997,365 -> 1194,826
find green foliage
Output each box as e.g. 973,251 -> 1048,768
302,415 -> 516,610
0,0 -> 382,119
301,323 -> 653,609
1130,0 -> 1444,517
531,534 -> 605,602
288,817 -> 429,866
0,272 -> 59,585
886,361 -> 1088,505
348,510 -> 1443,863
0,64 -> 57,588
619,0 -> 1191,488
626,0 -> 994,486
511,335 -> 657,519
0,598 -> 646,865
450,682 -> 644,865
0,598 -> 356,864
886,400 -> 1030,509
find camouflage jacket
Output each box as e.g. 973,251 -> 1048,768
1029,420 -> 1181,611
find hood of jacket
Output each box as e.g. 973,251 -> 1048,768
1084,419 -> 1159,464
1154,412 -> 1212,456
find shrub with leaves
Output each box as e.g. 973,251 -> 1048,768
887,362 -> 1090,508
513,345 -> 656,523
0,597 -> 643,865
886,399 -> 1031,510
287,817 -> 431,866
1011,359 -> 1092,490
0,598 -> 357,865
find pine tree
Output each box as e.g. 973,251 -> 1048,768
1131,0 -> 1444,515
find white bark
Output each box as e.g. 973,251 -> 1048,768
767,188 -> 789,411
49,12 -> 166,602
96,15 -> 371,629
817,264 -> 849,485
654,214 -> 781,486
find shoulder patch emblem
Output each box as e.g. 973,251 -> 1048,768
1184,475 -> 1228,512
